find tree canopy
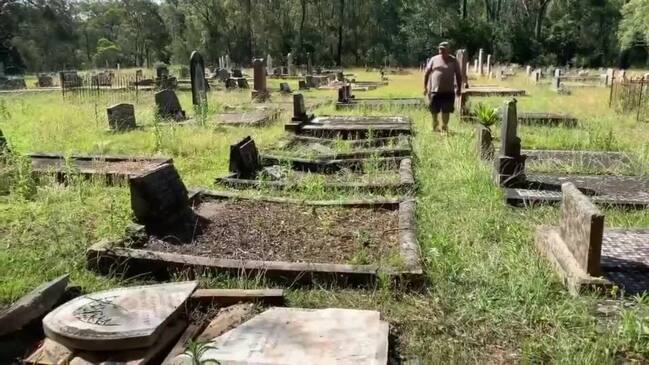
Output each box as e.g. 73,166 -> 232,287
0,0 -> 647,73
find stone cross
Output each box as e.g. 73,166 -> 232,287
287,53 -> 295,76
559,183 -> 604,276
107,103 -> 137,131
155,89 -> 186,121
478,49 -> 484,76
252,58 -> 268,101
486,54 -> 492,77
190,51 -> 208,107
267,54 -> 273,75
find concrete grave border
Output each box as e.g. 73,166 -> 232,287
86,190 -> 423,286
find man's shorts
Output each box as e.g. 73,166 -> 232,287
429,92 -> 455,113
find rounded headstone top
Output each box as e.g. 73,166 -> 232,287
43,281 -> 197,351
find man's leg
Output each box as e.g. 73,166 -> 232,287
432,112 -> 440,131
441,112 -> 450,132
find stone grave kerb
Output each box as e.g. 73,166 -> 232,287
129,163 -> 192,231
190,51 -> 208,107
107,103 -> 137,132
559,183 -> 604,277
494,98 -> 526,187
229,136 -> 261,179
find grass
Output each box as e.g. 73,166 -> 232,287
2,68 -> 649,362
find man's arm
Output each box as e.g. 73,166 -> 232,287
423,60 -> 432,95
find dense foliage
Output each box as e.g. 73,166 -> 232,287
0,0 -> 647,73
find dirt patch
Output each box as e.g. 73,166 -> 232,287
144,201 -> 400,265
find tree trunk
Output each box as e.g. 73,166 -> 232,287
462,0 -> 467,19
299,0 -> 306,57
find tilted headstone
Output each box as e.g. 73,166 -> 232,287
229,136 -> 261,179
190,51 -> 208,107
287,52 -> 295,76
107,103 -> 137,131
42,281 -> 198,351
279,82 -> 292,93
155,89 -> 186,121
456,49 -> 468,88
129,163 -> 190,229
478,49 -> 484,76
494,98 -> 526,186
252,58 -> 268,101
559,183 -> 604,276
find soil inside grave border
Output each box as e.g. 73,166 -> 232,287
87,191 -> 422,286
215,157 -> 414,194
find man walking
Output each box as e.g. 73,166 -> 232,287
424,42 -> 463,133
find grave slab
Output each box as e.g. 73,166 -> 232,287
214,109 -> 280,127
462,86 -> 526,97
517,112 -> 578,127
289,115 -> 412,139
171,307 -> 389,365
335,97 -> 425,110
42,281 -> 197,351
0,275 -> 69,336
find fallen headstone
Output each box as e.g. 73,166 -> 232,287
107,103 -> 137,131
0,274 -> 69,336
42,281 -> 197,351
172,307 -> 389,365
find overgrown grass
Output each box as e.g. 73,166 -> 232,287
2,69 -> 649,362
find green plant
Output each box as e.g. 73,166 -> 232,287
182,340 -> 220,365
473,102 -> 500,127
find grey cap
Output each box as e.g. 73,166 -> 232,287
438,42 -> 450,49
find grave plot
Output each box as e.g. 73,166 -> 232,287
264,134 -> 412,160
214,109 -> 281,127
517,112 -> 578,127
287,94 -> 411,139
489,100 -> 649,207
476,124 -> 632,174
215,137 -> 414,194
87,164 -> 422,285
335,85 -> 425,110
536,183 -> 649,296
462,85 -> 526,97
28,153 -> 172,184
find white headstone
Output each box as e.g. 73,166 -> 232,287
267,54 -> 273,74
478,49 -> 484,76
486,54 -> 492,77
43,281 -> 197,351
554,68 -> 561,78
287,52 -> 295,76
474,59 -> 479,73
526,65 -> 532,77
225,54 -> 230,69
174,307 -> 389,365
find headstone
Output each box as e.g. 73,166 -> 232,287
473,59 -> 478,74
552,76 -> 561,91
236,78 -> 249,89
0,275 -> 69,336
486,54 -> 492,77
155,89 -> 186,121
279,82 -> 292,93
232,69 -> 243,78
42,281 -> 198,351
229,136 -> 260,178
267,54 -> 273,75
534,69 -> 541,83
190,51 -> 208,107
456,49 -> 468,88
554,68 -> 561,78
338,85 -> 353,103
225,54 -> 231,70
178,65 -> 190,79
306,52 -> 313,75
336,71 -> 344,82
494,99 -> 526,186
59,71 -> 82,88
478,49 -> 484,76
559,183 -> 604,276
606,68 -> 614,86
292,93 -> 312,122
298,80 -> 308,90
287,52 -> 295,76
273,68 -> 282,77
526,66 -> 532,77
107,103 -> 137,131
252,58 -> 268,101
129,163 -> 190,229
176,307 -> 389,365
37,74 -> 53,87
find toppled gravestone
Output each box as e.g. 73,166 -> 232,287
42,281 -> 197,351
172,307 -> 389,365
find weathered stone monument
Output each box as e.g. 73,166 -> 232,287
287,52 -> 295,76
252,58 -> 269,101
292,93 -> 313,123
486,54 -> 492,77
229,136 -> 260,179
456,49 -> 469,88
473,59 -> 479,74
306,52 -> 313,75
107,103 -> 137,131
494,99 -> 526,186
155,89 -> 186,121
42,281 -> 197,350
225,54 -> 231,69
190,51 -> 208,107
478,49 -> 484,76
267,54 -> 273,75
526,66 -> 532,77
554,68 -> 561,78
